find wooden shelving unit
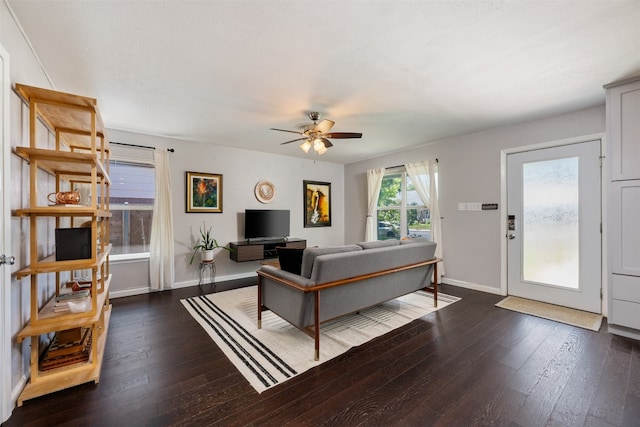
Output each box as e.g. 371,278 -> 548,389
14,83 -> 112,406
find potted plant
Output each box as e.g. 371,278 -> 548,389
189,222 -> 231,265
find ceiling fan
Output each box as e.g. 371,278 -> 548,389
270,112 -> 363,155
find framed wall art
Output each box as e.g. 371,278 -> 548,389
303,180 -> 331,227
186,171 -> 223,213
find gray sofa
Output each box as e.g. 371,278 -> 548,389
256,239 -> 439,360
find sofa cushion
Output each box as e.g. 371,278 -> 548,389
276,247 -> 304,275
400,237 -> 432,245
356,239 -> 400,250
300,245 -> 362,278
311,240 -> 437,284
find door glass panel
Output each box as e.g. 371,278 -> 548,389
522,157 -> 579,288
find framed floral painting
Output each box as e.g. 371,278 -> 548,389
303,180 -> 331,227
186,171 -> 223,213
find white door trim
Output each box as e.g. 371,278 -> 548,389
0,43 -> 12,423
500,133 -> 607,313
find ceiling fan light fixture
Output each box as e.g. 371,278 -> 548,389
300,140 -> 312,153
314,139 -> 328,155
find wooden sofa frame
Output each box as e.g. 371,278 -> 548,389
256,257 -> 441,361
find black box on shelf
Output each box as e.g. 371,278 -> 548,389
55,227 -> 92,261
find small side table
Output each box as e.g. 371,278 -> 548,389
198,260 -> 216,287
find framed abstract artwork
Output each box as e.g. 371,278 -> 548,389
186,171 -> 223,213
303,180 -> 331,227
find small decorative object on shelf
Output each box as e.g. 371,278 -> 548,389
47,190 -> 81,205
189,222 -> 232,265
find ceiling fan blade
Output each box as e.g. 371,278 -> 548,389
321,138 -> 333,148
270,128 -> 304,135
324,132 -> 362,139
280,137 -> 308,145
315,119 -> 335,134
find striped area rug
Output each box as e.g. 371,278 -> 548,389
181,285 -> 460,393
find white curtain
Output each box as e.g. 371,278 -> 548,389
365,168 -> 385,241
405,159 -> 444,277
149,149 -> 174,290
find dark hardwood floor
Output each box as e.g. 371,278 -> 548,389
4,279 -> 640,427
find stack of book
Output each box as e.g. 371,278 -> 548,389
53,289 -> 90,313
40,327 -> 92,371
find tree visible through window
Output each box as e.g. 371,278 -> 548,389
109,160 -> 155,256
377,169 -> 431,240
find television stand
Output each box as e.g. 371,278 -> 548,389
230,238 -> 306,262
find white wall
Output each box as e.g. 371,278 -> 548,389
2,0 -> 58,412
108,129 -> 345,296
344,105 -> 606,293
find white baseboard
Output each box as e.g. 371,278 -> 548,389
608,324 -> 640,341
9,374 -> 26,413
110,272 -> 258,299
442,277 -> 504,296
110,287 -> 153,299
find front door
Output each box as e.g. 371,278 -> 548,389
506,140 -> 602,313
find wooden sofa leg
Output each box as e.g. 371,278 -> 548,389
257,276 -> 262,329
433,262 -> 438,308
314,290 -> 320,361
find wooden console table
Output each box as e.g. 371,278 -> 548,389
230,238 -> 306,262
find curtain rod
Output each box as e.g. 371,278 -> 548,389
387,158 -> 438,169
111,141 -> 175,152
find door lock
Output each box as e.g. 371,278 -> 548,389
507,214 -> 516,240
0,254 -> 15,265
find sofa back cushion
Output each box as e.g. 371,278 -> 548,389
400,237 -> 432,245
310,240 -> 437,284
356,239 -> 400,250
276,247 -> 305,275
300,244 -> 362,278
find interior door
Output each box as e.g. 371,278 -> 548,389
0,43 -> 12,422
507,140 -> 602,313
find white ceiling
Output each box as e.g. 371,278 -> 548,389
7,0 -> 640,164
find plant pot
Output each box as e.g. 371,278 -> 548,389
201,249 -> 215,262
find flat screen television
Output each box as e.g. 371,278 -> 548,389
244,209 -> 290,240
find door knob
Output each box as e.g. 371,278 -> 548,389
0,254 -> 15,265
508,233 -> 516,240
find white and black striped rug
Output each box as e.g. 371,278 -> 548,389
181,286 -> 460,393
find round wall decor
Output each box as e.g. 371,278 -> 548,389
255,180 -> 275,203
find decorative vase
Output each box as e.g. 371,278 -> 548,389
201,249 -> 215,262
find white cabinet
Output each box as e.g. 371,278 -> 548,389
606,78 -> 640,180
606,76 -> 640,339
609,181 -> 640,276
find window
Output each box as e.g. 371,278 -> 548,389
109,159 -> 155,257
376,169 -> 432,240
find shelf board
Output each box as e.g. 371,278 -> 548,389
17,306 -> 111,406
15,83 -> 107,151
15,206 -> 111,217
16,245 -> 111,279
15,147 -> 111,185
17,275 -> 111,341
